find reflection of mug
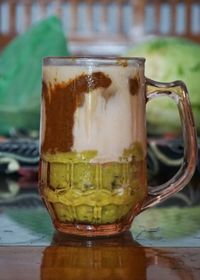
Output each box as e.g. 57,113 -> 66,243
41,232 -> 147,280
39,57 -> 197,236
41,232 -> 197,280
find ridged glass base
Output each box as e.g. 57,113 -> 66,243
53,219 -> 131,237
39,143 -> 147,236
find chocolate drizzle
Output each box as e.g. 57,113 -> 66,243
129,76 -> 140,96
41,72 -> 112,153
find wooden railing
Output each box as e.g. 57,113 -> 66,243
0,0 -> 200,53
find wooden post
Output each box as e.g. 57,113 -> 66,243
117,0 -> 123,35
55,0 -> 62,18
154,0 -> 161,34
185,0 -> 192,36
86,0 -> 93,33
8,0 -> 16,34
131,0 -> 146,40
0,1 -> 2,33
24,0 -> 32,31
39,0 -> 47,19
170,0 -> 178,35
132,0 -> 146,27
101,0 -> 108,33
71,0 -> 78,33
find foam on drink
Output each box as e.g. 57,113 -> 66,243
42,64 -> 145,162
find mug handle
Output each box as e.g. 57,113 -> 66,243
141,78 -> 198,211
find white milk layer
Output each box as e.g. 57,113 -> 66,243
43,65 -> 144,162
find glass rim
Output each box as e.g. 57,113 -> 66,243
43,56 -> 145,66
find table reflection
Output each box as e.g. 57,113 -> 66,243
41,231 -> 199,280
41,232 -> 147,280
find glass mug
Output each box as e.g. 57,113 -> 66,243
39,57 -> 197,237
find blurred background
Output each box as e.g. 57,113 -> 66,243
0,0 -> 200,245
1,0 -> 200,54
1,0 -> 200,135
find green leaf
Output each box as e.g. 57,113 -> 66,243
0,16 -> 70,135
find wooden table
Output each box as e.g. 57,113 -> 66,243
0,181 -> 200,280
